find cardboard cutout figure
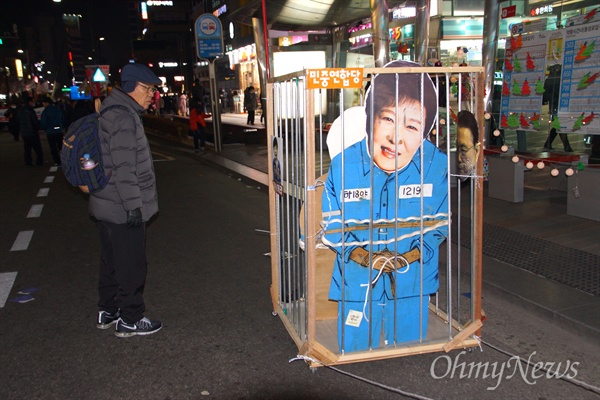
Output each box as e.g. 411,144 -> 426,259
456,110 -> 481,178
321,60 -> 449,352
272,137 -> 283,196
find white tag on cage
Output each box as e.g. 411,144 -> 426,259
345,310 -> 363,327
399,184 -> 433,199
343,188 -> 371,202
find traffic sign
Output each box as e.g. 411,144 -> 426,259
195,14 -> 224,59
92,68 -> 106,82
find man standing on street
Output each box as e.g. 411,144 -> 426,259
244,86 -> 257,125
40,96 -> 65,166
18,97 -> 44,166
90,63 -> 162,337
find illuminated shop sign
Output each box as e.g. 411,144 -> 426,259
15,59 -> 23,78
141,3 -> 148,19
159,62 -> 178,68
348,23 -> 373,48
348,24 -> 413,49
349,22 -> 371,34
278,36 -> 306,46
147,0 -> 173,6
392,7 -> 416,19
530,5 -> 553,17
227,44 -> 256,68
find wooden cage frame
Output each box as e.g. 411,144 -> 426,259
267,66 -> 485,367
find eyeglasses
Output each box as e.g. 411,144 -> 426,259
459,143 -> 477,154
137,83 -> 157,94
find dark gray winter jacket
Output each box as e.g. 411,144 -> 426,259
17,105 -> 40,137
89,88 -> 158,224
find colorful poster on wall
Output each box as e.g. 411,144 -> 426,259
500,30 -> 559,131
556,21 -> 600,135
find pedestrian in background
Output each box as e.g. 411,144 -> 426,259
40,96 -> 65,166
158,94 -> 165,115
219,88 -> 227,113
178,92 -> 188,116
543,64 -> 572,152
18,97 -> 44,166
189,99 -> 209,153
244,86 -> 257,125
91,63 -> 162,337
4,102 -> 20,142
233,90 -> 240,113
152,90 -> 164,115
260,94 -> 266,125
227,90 -> 234,113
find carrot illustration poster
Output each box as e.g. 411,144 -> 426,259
499,30 -> 561,131
556,21 -> 600,135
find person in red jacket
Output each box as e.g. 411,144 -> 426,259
189,99 -> 209,153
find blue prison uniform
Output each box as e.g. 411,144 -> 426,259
321,138 -> 449,351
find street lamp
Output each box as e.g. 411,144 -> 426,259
16,49 -> 29,79
97,37 -> 105,64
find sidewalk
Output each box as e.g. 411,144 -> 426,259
147,113 -> 600,344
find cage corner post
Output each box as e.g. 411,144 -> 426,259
472,69 -> 485,336
304,80 -> 318,353
267,81 -> 280,316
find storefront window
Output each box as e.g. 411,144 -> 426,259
439,39 -> 488,66
453,0 -> 484,16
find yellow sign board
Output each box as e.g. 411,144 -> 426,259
307,68 -> 364,89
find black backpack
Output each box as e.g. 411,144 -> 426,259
60,100 -> 131,193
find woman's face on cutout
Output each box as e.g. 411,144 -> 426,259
371,100 -> 425,173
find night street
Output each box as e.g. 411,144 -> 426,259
1,130 -> 599,400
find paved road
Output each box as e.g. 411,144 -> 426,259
0,131 -> 599,399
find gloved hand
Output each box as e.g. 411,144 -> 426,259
126,208 -> 143,228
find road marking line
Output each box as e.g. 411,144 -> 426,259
0,272 -> 18,308
44,176 -> 55,183
49,166 -> 58,172
151,151 -> 175,161
37,188 -> 49,197
11,231 -> 34,251
27,204 -> 44,218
